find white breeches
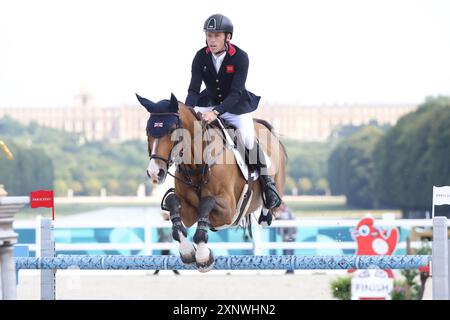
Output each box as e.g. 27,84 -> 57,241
194,106 -> 255,150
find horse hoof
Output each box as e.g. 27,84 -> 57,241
179,244 -> 197,265
180,254 -> 196,265
196,250 -> 215,273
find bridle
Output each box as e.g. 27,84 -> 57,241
147,109 -> 217,192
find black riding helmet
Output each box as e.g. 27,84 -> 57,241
203,14 -> 233,40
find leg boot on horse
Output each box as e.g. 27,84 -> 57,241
193,196 -> 216,272
164,192 -> 196,265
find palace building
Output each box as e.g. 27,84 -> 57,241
0,94 -> 416,142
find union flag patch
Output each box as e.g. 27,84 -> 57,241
226,65 -> 235,73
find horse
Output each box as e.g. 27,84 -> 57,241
136,93 -> 287,272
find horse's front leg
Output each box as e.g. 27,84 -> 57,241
164,193 -> 196,265
193,196 -> 216,272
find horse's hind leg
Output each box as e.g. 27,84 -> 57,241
164,193 -> 196,265
193,196 -> 216,272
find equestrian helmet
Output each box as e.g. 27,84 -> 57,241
203,14 -> 233,39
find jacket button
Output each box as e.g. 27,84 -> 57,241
217,87 -> 220,90
216,79 -> 219,82
218,94 -> 222,98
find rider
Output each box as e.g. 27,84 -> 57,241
185,13 -> 281,209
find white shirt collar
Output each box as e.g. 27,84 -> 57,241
211,51 -> 226,73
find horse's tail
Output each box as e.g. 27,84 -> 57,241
253,118 -> 288,164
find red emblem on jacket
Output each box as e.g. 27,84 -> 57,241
226,65 -> 235,73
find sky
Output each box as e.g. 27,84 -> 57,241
1,0 -> 450,108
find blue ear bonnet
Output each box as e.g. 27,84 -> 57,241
136,93 -> 180,138
145,100 -> 179,138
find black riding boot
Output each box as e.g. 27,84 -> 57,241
248,140 -> 282,209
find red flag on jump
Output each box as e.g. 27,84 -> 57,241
30,190 -> 55,220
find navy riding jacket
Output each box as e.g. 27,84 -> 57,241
185,44 -> 261,115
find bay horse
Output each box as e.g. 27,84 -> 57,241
137,93 -> 287,272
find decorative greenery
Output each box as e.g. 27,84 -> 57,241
330,276 -> 352,300
391,239 -> 431,300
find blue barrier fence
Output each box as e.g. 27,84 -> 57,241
15,254 -> 430,270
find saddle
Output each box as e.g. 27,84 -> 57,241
189,107 -> 258,181
188,107 -> 257,228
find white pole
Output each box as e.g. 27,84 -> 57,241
432,216 -> 449,300
432,186 -> 436,219
35,216 -> 42,257
252,224 -> 262,256
448,239 -> 450,299
143,215 -> 153,255
0,245 -> 16,299
40,218 -> 55,300
0,251 -> 2,299
0,196 -> 28,300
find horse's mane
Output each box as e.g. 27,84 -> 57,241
185,106 -> 202,121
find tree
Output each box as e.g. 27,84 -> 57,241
0,117 -> 151,198
0,116 -> 25,136
118,179 -> 139,196
284,176 -> 297,195
106,180 -> 120,195
85,178 -> 102,196
374,96 -> 450,215
328,126 -> 384,208
314,178 -> 329,195
54,180 -> 68,196
71,181 -> 84,195
298,177 -> 313,195
0,143 -> 53,195
283,139 -> 331,195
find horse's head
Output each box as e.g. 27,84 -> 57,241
136,93 -> 181,184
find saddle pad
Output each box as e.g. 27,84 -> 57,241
215,118 -> 261,181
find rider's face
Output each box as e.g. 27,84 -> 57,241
206,32 -> 229,54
